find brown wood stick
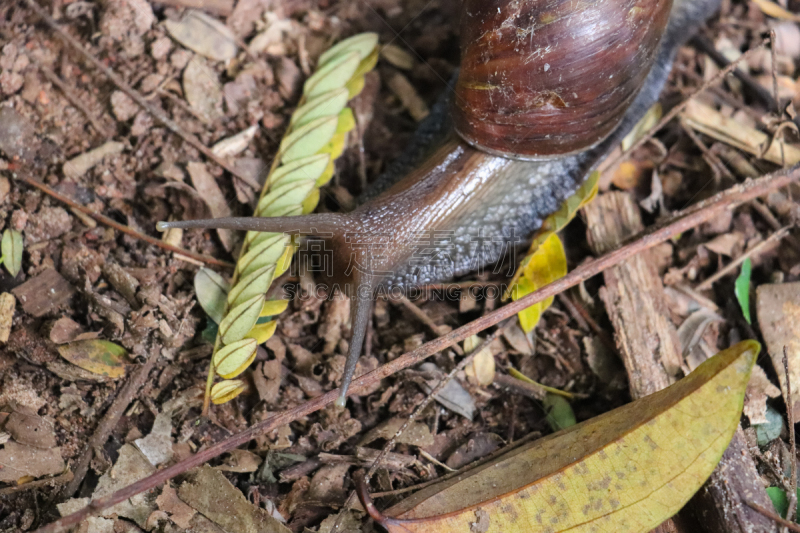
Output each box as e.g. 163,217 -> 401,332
33,164 -> 800,533
745,501 -> 800,533
14,173 -> 234,269
61,349 -> 160,498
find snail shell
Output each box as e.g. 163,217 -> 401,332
453,0 -> 674,159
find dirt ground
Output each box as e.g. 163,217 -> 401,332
1,0 -> 800,532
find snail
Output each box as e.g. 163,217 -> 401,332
158,0 -> 722,407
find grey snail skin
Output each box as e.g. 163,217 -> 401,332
157,0 -> 723,407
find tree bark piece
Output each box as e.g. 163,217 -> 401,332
584,191 -> 776,533
584,191 -> 682,396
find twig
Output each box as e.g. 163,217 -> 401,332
22,0 -> 261,192
603,38 -> 771,174
785,346 -> 797,524
746,500 -> 800,533
33,164 -> 800,533
15,173 -> 234,269
695,225 -> 791,290
0,471 -> 73,497
61,349 -> 160,498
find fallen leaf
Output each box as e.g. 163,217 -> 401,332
4,403 -> 57,448
317,510 -> 363,533
743,365 -> 781,425
756,282 -> 800,420
359,417 -> 435,448
417,363 -> 475,420
511,232 -> 568,332
445,433 -> 503,470
1,228 -> 23,277
0,440 -> 64,482
187,162 -> 234,251
57,340 -> 129,379
463,335 -> 495,386
156,484 -> 197,529
90,444 -> 156,527
754,405 -> 784,447
0,292 -> 14,343
134,408 -> 174,466
543,393 -> 576,431
164,10 -> 238,61
217,449 -> 263,473
178,464 -> 290,533
377,341 -> 758,533
183,56 -> 224,122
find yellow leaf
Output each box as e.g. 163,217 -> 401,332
378,341 -> 759,533
245,320 -> 278,344
463,335 -> 495,386
210,380 -> 246,404
57,340 -> 130,379
302,188 -> 320,214
506,172 -> 598,299
260,299 -> 290,318
751,0 -> 800,21
511,233 -> 567,332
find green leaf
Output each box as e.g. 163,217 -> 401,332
226,264 -> 276,308
543,393 -> 576,431
279,115 -> 339,163
735,257 -> 752,323
290,88 -> 349,128
1,229 -> 23,277
303,51 -> 361,98
318,32 -> 379,66
218,293 -> 264,345
213,338 -> 258,379
766,487 -> 790,519
194,268 -> 230,324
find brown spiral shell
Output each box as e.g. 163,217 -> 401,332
452,0 -> 674,159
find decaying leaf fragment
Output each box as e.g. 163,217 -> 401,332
362,341 -> 758,533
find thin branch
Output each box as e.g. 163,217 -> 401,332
0,471 -> 73,497
33,164 -> 800,533
15,173 -> 234,269
745,500 -> 800,533
695,225 -> 791,291
22,0 -> 261,192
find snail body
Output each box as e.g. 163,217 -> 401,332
159,0 -> 722,405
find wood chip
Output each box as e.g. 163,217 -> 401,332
0,292 -> 15,343
11,268 -> 75,318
